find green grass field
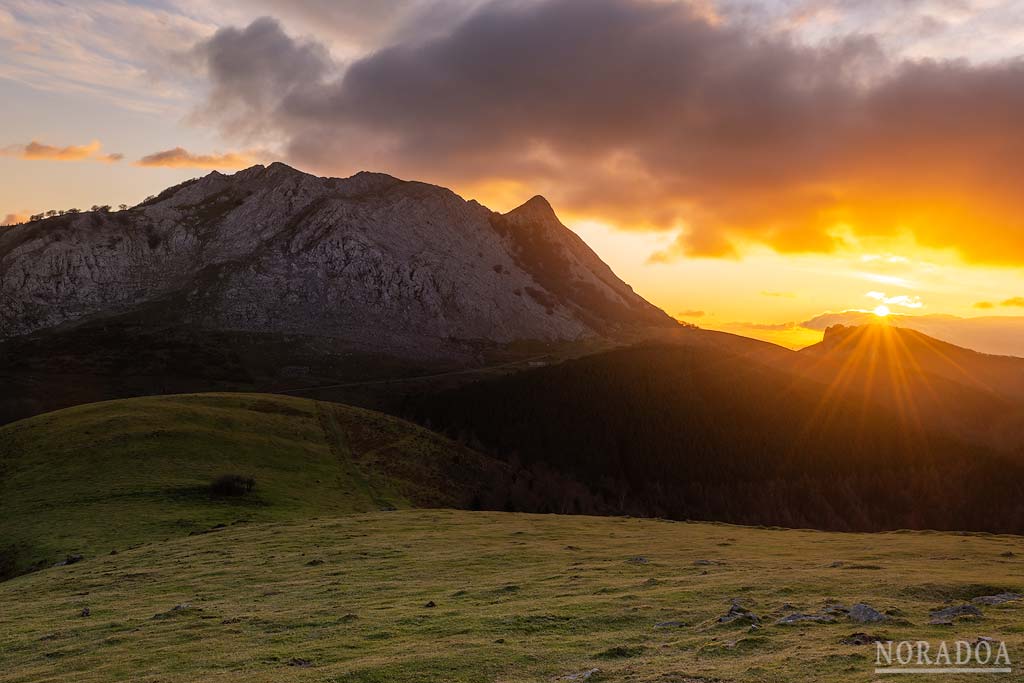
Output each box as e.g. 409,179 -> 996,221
0,393 -> 506,578
1,510 -> 1022,682
2,394 -> 1022,682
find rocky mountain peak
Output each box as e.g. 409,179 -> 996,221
0,164 -> 677,356
505,195 -> 559,224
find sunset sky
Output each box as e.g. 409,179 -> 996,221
4,0 -> 1024,348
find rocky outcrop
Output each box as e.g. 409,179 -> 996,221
0,164 -> 676,356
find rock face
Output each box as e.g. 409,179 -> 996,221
0,163 -> 675,356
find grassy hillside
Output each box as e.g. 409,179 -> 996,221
1,509 -> 1021,682
0,393 -> 511,579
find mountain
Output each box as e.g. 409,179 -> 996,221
0,163 -> 675,352
409,341 -> 1024,532
0,163 -> 682,424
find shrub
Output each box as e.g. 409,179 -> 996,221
210,474 -> 256,497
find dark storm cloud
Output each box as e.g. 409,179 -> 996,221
191,0 -> 1024,263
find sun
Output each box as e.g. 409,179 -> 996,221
873,304 -> 891,317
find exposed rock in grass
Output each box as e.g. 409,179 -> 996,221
776,612 -> 836,626
305,558 -> 324,566
56,554 -> 84,567
718,603 -> 759,625
841,632 -> 885,646
848,603 -> 887,624
560,668 -> 601,681
423,600 -> 436,608
971,593 -> 1021,606
287,658 -> 312,668
596,645 -> 646,659
929,604 -> 983,625
627,556 -> 649,565
79,607 -> 90,618
152,604 -> 195,620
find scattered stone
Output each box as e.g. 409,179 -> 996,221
841,632 -> 885,646
718,603 -> 759,625
776,612 -> 836,626
627,556 -> 649,565
424,601 -> 436,608
693,559 -> 719,566
971,593 -> 1022,606
848,603 -> 887,624
340,613 -> 359,623
494,638 -> 506,644
287,658 -> 312,668
55,554 -> 84,567
829,561 -> 845,568
560,668 -> 601,681
643,578 -> 660,587
596,645 -> 645,659
152,604 -> 194,620
79,607 -> 90,618
929,604 -> 983,625
1001,552 -> 1016,558
305,558 -> 324,566
109,550 -> 118,556
823,604 -> 849,616
565,546 -> 581,551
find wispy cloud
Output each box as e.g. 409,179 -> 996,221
2,212 -> 29,226
866,291 -> 924,309
2,139 -> 122,163
135,147 -> 258,169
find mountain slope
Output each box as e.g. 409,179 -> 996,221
0,393 -> 518,580
409,342 -> 1024,532
0,163 -> 676,353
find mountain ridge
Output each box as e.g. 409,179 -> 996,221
0,163 -> 678,353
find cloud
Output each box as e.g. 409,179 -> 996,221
974,301 -> 995,309
865,291 -> 924,309
187,3 -> 1024,265
1001,297 -> 1024,307
2,139 -> 122,163
135,147 -> 259,169
2,213 -> 28,226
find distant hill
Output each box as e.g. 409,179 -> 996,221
798,323 -> 1024,451
0,393 -> 522,580
409,342 -> 1024,533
